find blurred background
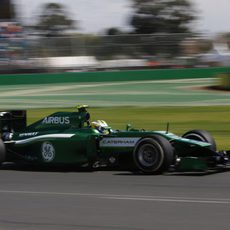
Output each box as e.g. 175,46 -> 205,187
1,0 -> 230,73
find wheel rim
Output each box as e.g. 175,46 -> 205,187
137,144 -> 161,167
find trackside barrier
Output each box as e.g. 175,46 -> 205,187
1,67 -> 230,85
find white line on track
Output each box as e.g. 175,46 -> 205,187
102,197 -> 230,204
0,78 -> 212,97
0,190 -> 230,204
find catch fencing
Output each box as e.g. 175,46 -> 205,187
0,33 -> 229,71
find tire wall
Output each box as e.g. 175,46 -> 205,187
218,73 -> 230,90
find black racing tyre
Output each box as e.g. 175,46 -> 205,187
182,129 -> 216,152
0,139 -> 6,164
133,135 -> 174,174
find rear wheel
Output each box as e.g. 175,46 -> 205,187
0,139 -> 6,164
182,129 -> 216,151
133,135 -> 174,174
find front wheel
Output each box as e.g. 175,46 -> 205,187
182,129 -> 216,152
133,135 -> 174,174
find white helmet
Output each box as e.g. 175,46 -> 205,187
91,120 -> 109,134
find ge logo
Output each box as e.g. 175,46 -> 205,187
41,142 -> 55,162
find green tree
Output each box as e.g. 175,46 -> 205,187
0,0 -> 15,19
130,0 -> 196,34
130,0 -> 196,56
35,3 -> 76,36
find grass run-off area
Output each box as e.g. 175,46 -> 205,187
27,106 -> 230,150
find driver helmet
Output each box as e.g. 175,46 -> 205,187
91,120 -> 109,134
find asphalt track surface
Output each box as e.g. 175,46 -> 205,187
1,165 -> 230,230
0,78 -> 230,109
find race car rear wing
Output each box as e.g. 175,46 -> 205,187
0,110 -> 27,133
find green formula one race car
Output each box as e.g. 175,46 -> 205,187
0,105 -> 229,174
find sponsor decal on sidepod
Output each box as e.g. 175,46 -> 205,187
100,138 -> 140,147
41,141 -> 55,162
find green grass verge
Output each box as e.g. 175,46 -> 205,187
27,106 -> 230,150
